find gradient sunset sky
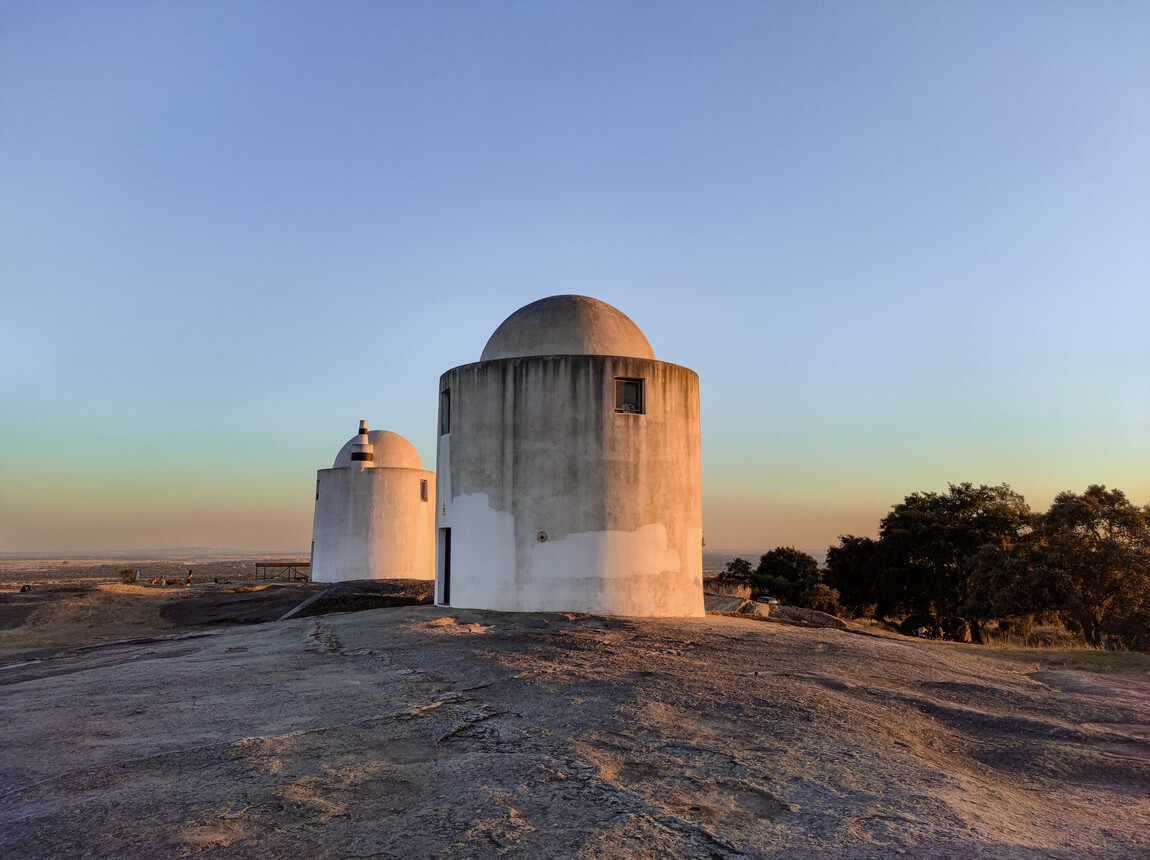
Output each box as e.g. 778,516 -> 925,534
2,1 -> 1147,556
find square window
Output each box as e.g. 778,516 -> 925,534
615,378 -> 644,414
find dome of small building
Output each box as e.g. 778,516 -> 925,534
333,429 -> 422,470
480,295 -> 655,362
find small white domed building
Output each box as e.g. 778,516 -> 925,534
435,295 -> 703,616
310,421 -> 435,583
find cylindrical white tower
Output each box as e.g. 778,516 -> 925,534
310,422 -> 435,583
435,295 -> 703,616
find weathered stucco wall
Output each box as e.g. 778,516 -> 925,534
311,466 -> 435,583
436,355 -> 703,616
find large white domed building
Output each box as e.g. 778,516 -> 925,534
310,422 -> 435,583
435,295 -> 703,616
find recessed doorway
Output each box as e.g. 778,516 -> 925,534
439,527 -> 451,604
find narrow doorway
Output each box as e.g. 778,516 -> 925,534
440,528 -> 451,605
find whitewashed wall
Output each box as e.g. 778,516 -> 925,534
435,354 -> 703,616
311,466 -> 435,583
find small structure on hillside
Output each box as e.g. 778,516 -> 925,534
434,295 -> 703,616
310,421 -> 435,583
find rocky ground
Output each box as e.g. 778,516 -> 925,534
1,567 -> 1148,859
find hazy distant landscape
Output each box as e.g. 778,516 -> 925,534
0,548 -> 818,572
0,548 -> 308,563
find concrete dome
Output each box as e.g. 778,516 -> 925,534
333,429 -> 422,470
480,295 -> 655,361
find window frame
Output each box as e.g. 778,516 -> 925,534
614,377 -> 645,415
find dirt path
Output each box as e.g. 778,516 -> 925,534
1,600 -> 1147,858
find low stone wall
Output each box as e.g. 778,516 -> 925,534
703,595 -> 770,619
767,605 -> 847,629
702,578 -> 751,599
703,596 -> 847,629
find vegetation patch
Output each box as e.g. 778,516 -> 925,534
717,483 -> 1150,653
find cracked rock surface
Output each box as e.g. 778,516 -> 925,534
1,606 -> 1148,859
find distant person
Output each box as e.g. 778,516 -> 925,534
186,571 -> 194,585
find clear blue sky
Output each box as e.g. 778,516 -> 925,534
2,1 -> 1147,555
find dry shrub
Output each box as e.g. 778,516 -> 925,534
1028,625 -> 1082,649
1000,615 -> 1035,642
982,619 -> 1084,650
801,583 -> 842,615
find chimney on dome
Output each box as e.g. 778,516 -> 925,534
350,420 -> 374,469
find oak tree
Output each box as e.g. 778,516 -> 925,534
1035,485 -> 1150,649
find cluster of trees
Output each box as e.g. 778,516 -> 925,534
719,484 -> 1150,651
718,547 -> 840,614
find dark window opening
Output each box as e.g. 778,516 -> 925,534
440,389 -> 451,434
615,378 -> 644,414
420,479 -> 428,502
440,528 -> 451,605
